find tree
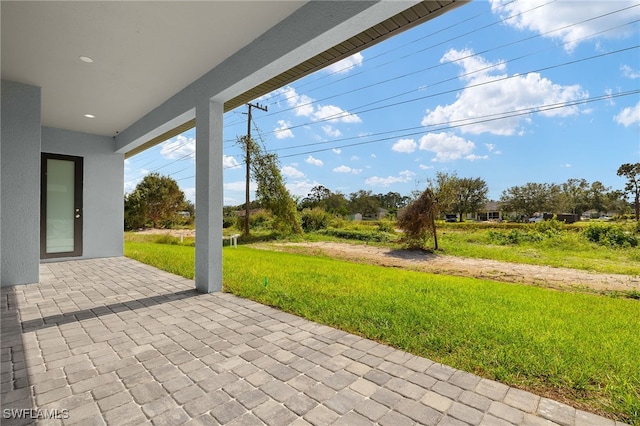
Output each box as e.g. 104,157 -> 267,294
499,182 -> 558,218
322,192 -> 349,217
124,190 -> 146,230
348,190 -> 381,217
397,188 -> 439,250
604,190 -> 631,216
451,177 -> 488,221
617,163 -> 640,220
124,173 -> 187,230
239,136 -> 302,235
587,181 -> 610,215
373,191 -> 411,218
557,178 -> 589,215
427,172 -> 488,221
300,185 -> 331,209
427,171 -> 459,216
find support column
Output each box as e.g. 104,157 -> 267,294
195,99 -> 223,293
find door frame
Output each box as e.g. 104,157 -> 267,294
40,153 -> 83,259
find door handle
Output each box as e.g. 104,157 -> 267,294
75,208 -> 81,219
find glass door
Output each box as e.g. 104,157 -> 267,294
41,153 -> 83,259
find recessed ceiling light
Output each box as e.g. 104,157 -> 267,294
80,56 -> 94,63
84,114 -> 95,119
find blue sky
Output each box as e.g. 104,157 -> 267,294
124,0 -> 640,205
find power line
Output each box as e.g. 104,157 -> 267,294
274,89 -> 640,160
134,39 -> 638,175
220,13 -> 638,146
260,0 -> 554,109
170,88 -> 638,183
240,44 -> 638,142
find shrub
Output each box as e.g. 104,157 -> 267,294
376,220 -> 396,233
318,227 -> 391,242
534,218 -> 564,234
223,216 -> 236,229
583,224 -> 638,248
329,217 -> 348,229
236,210 -> 273,230
301,208 -> 332,232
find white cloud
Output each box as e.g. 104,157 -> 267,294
286,180 -> 321,197
305,155 -> 324,167
604,88 -> 615,106
322,125 -> 342,138
621,65 -> 640,79
419,132 -> 476,162
160,134 -> 195,160
274,120 -> 294,139
183,187 -> 196,203
332,148 -> 342,155
124,178 -> 140,194
489,0 -> 640,52
422,48 -> 588,135
614,101 -> 640,126
351,155 -> 360,161
224,196 -> 239,206
371,154 -> 376,158
465,154 -> 489,161
392,138 -> 418,153
223,155 -> 241,169
324,52 -> 364,74
312,105 -> 361,124
278,86 -> 315,117
281,166 -> 305,178
272,85 -> 361,125
485,143 -> 502,155
561,163 -> 572,168
419,164 -> 434,170
224,180 -> 257,192
441,48 -> 506,81
365,170 -> 415,187
160,136 -> 241,169
333,165 -> 362,174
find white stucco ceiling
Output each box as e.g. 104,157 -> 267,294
1,1 -> 307,136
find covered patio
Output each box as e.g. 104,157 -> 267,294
1,257 -> 612,425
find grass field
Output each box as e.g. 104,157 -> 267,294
125,238 -> 640,424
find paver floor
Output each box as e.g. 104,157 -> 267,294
1,257 -> 626,425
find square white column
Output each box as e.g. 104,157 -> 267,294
195,99 -> 223,293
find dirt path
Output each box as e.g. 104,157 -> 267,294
254,241 -> 640,294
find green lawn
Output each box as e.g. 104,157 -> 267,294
124,240 -> 640,424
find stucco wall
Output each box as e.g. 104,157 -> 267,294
1,80 -> 41,286
42,127 -> 123,260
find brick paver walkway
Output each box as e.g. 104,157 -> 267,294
1,257 -> 626,425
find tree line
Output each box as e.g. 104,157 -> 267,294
124,162 -> 639,231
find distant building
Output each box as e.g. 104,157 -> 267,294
466,201 -> 502,221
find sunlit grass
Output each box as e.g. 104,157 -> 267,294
125,240 -> 640,424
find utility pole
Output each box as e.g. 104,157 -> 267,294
244,102 -> 268,236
